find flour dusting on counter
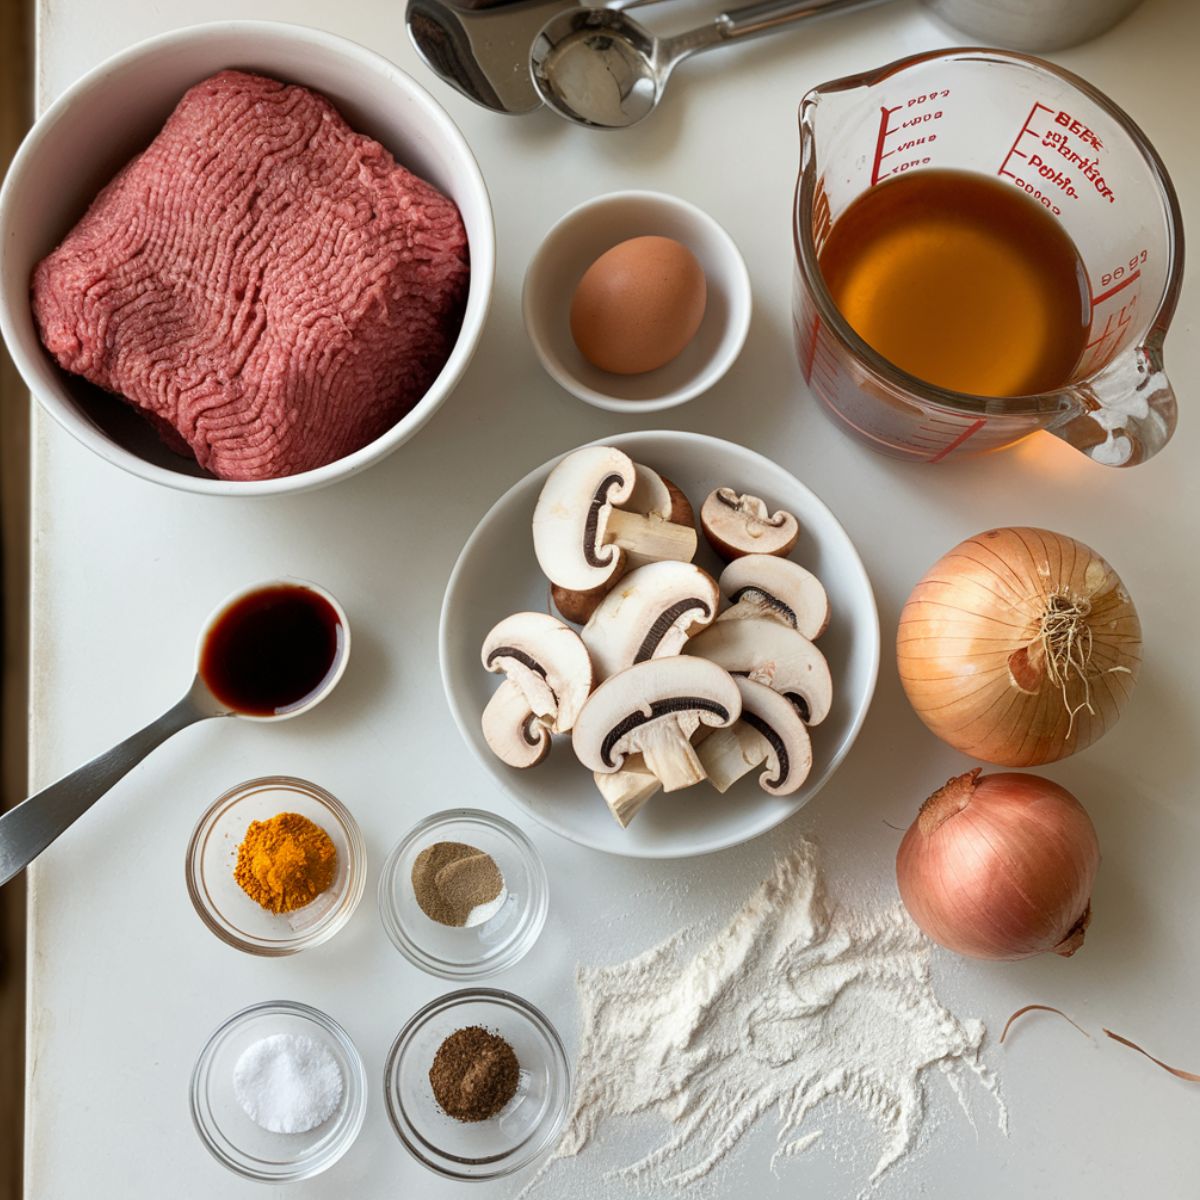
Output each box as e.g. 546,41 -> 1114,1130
530,841 -> 1005,1194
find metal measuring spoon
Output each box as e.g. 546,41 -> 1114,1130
0,579 -> 350,887
407,0 -> 669,114
531,0 -> 894,128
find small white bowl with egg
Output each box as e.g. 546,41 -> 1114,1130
522,191 -> 752,413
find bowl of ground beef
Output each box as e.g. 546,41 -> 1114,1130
0,21 -> 494,494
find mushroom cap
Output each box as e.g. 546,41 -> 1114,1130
660,475 -> 695,530
734,676 -> 813,795
481,679 -> 551,769
572,656 -> 742,774
684,617 -> 833,725
582,561 -> 720,682
481,611 -> 594,733
550,580 -> 614,626
719,555 -> 830,641
700,488 -> 800,561
533,446 -> 636,592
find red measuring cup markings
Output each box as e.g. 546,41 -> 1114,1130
793,48 -> 1184,467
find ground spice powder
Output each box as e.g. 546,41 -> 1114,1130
234,811 -> 337,913
412,841 -> 504,926
429,1026 -> 520,1122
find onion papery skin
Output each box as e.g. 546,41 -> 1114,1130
896,527 -> 1141,767
896,770 -> 1101,961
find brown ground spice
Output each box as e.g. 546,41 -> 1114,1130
429,1026 -> 520,1122
233,811 -> 337,913
412,841 -> 503,926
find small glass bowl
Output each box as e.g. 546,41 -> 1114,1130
186,776 -> 366,955
190,999 -> 367,1181
384,988 -> 571,1180
379,809 -> 548,979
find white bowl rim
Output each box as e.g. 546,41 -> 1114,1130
0,19 -> 495,497
438,429 -> 881,859
521,190 -> 752,414
193,577 -> 352,722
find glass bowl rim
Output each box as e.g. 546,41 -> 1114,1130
189,997 -> 368,1182
377,807 -> 549,979
185,774 -> 367,956
383,986 -> 572,1181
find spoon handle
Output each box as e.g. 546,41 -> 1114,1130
0,682 -> 220,887
667,0 -> 894,61
724,0 -> 892,37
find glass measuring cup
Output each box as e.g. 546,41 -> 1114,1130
792,48 -> 1184,467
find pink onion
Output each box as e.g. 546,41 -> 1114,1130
896,769 -> 1100,961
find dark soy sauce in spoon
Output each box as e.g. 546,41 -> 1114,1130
200,585 -> 344,716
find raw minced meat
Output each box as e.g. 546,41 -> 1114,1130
31,70 -> 470,481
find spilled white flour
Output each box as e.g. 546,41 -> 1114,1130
531,841 -> 1005,1193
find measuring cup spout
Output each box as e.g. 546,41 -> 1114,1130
1050,342 -> 1177,468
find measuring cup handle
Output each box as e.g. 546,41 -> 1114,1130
1050,342 -> 1177,467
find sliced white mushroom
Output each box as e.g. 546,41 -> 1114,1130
533,446 -> 636,593
684,618 -> 832,725
582,562 -> 719,682
572,657 -> 741,793
718,555 -> 830,641
482,680 -> 551,769
696,676 -> 813,795
594,754 -> 661,827
700,488 -> 800,561
481,611 -> 593,733
536,448 -> 698,606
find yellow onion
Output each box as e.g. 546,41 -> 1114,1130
897,769 -> 1100,961
897,527 -> 1141,767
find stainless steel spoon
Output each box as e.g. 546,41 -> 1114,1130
0,579 -> 350,888
531,0 -> 894,128
407,0 -> 668,114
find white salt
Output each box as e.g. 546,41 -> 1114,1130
464,884 -> 508,928
232,1033 -> 343,1134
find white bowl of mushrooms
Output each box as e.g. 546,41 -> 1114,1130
439,432 -> 880,859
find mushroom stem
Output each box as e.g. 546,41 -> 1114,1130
594,755 -> 661,827
696,723 -> 770,793
606,509 -> 697,565
638,720 -> 707,792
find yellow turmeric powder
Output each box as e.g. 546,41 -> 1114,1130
234,812 -> 337,913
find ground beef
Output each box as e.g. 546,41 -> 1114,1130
31,70 -> 469,481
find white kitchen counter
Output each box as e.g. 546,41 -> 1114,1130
24,0 -> 1200,1195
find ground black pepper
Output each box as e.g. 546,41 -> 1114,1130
429,1026 -> 520,1122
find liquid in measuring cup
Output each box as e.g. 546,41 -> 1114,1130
817,169 -> 1090,398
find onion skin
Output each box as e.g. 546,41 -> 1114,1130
897,527 -> 1141,767
896,769 -> 1101,961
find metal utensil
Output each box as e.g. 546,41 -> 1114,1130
0,580 -> 349,887
530,0 -> 893,129
407,0 -> 663,114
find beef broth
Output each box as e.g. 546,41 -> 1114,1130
200,585 -> 343,716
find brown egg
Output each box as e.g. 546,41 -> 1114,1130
569,236 -> 707,375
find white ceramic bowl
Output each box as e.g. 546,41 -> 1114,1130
439,431 -> 879,858
522,192 -> 752,413
0,21 -> 494,496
